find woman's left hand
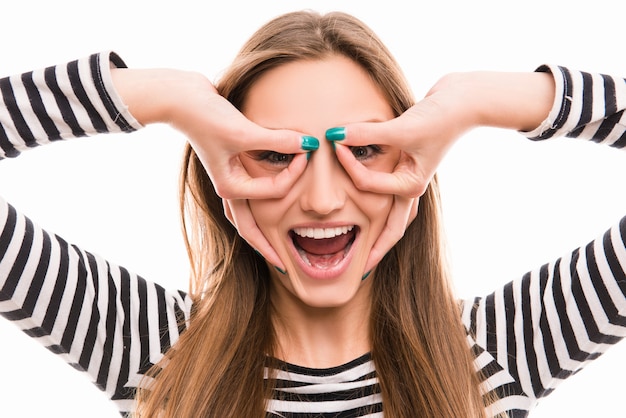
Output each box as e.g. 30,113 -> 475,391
330,88 -> 467,272
330,71 -> 555,272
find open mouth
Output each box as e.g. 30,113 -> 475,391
289,225 -> 357,270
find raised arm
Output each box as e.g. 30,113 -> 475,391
1,51 -> 320,268
326,65 -> 626,415
462,66 -> 626,414
331,66 -> 626,271
0,52 -> 193,415
110,66 -> 320,268
330,70 -> 556,271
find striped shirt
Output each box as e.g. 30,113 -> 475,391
1,52 -> 626,417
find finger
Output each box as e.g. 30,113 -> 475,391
408,197 -> 419,225
222,199 -> 235,226
226,199 -> 284,269
225,154 -> 307,199
335,143 -> 424,197
241,123 -> 319,155
266,152 -> 309,194
364,195 -> 415,273
215,153 -> 308,200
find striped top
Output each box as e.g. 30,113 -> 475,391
1,52 -> 626,417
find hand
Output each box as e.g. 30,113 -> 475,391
329,71 -> 555,271
112,68 -> 319,268
170,80 -> 314,268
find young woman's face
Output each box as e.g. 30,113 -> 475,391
240,55 -> 400,309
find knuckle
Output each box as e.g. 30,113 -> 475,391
351,174 -> 372,190
214,183 -> 234,199
412,184 -> 427,198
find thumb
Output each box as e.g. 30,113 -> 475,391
247,125 -> 320,155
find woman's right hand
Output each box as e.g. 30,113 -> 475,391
112,68 -> 318,268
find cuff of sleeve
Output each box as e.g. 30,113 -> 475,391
522,64 -> 568,141
97,51 -> 144,132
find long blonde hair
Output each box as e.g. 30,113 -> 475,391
136,10 -> 492,417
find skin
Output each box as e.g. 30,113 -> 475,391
239,56 -> 400,367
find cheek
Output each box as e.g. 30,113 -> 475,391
353,191 -> 394,234
247,199 -> 293,243
248,200 -> 279,231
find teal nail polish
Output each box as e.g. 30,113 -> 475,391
306,151 -> 311,161
325,127 -> 346,141
301,136 -> 319,151
361,271 -> 371,281
274,266 -> 287,275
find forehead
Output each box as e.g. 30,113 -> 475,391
241,55 -> 394,133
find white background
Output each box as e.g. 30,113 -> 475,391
1,0 -> 625,416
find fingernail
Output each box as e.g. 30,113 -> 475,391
306,151 -> 312,161
325,127 -> 346,141
274,266 -> 287,275
361,270 -> 371,281
301,136 -> 319,151
253,249 -> 263,258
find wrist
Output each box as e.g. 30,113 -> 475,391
111,68 -> 214,126
431,71 -> 555,133
475,71 -> 555,132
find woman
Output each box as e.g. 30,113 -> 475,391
1,10 -> 625,418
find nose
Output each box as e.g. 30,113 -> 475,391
298,142 -> 348,216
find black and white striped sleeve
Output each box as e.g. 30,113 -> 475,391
0,52 -> 192,416
524,64 -> 626,145
463,66 -> 626,414
0,51 -> 141,158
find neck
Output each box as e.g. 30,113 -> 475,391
270,280 -> 372,369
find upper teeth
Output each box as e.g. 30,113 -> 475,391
292,225 -> 354,239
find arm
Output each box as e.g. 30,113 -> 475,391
334,66 -> 626,414
462,210 -> 626,414
459,67 -> 626,413
430,68 -> 626,416
1,52 -> 317,269
333,68 -> 626,271
0,52 -> 194,415
0,197 -> 193,414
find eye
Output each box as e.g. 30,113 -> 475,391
255,151 -> 295,166
349,145 -> 383,162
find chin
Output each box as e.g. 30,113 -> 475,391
293,287 -> 362,309
281,266 -> 369,309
